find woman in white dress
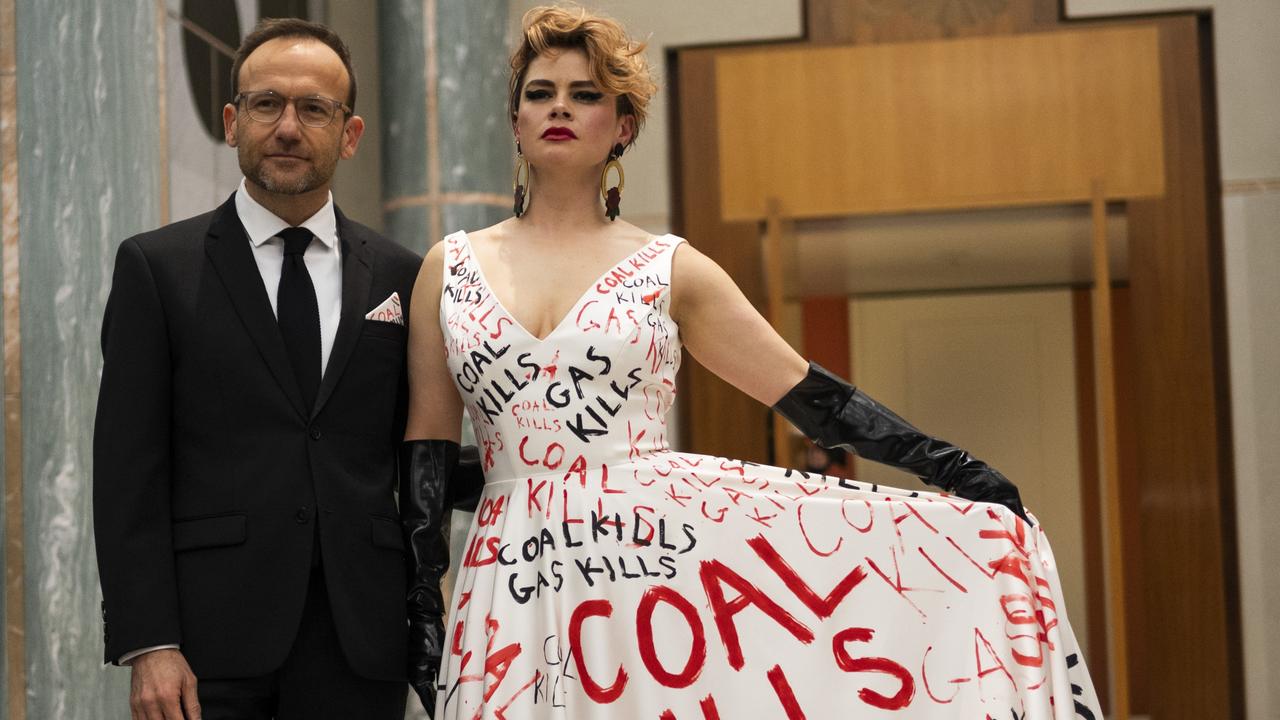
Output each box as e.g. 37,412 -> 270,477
398,6 -> 1101,719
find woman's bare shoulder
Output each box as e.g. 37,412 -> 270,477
609,219 -> 659,247
460,218 -> 519,248
422,240 -> 446,265
668,239 -> 741,322
670,240 -> 719,281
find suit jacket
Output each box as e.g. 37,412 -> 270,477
93,194 -> 421,681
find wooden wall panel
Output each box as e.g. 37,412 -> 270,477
800,297 -> 849,379
1073,286 -> 1147,714
669,49 -> 772,463
1123,16 -> 1241,718
714,28 -> 1165,221
806,0 -> 1060,44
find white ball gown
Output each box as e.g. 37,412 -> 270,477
433,231 -> 1102,720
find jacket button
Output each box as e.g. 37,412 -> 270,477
309,427 -> 321,440
296,506 -> 312,523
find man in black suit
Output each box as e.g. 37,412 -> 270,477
95,19 -> 421,719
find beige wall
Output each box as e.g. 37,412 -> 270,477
326,0 -> 385,232
1222,186 -> 1280,719
1071,0 -> 1279,181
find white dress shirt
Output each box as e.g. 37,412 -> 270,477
236,178 -> 344,374
119,181 -> 344,666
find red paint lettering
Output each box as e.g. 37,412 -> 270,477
477,495 -> 505,527
832,627 -> 915,710
747,534 -> 867,619
918,546 -> 968,592
973,627 -> 1016,689
565,455 -> 589,486
462,535 -> 500,567
698,558 -> 814,671
766,664 -> 808,719
636,585 -> 706,688
569,599 -> 628,703
920,645 -> 964,704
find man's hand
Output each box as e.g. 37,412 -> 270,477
129,649 -> 200,720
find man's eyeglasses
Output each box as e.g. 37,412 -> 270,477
234,90 -> 351,128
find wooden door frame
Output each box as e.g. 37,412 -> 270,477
667,4 -> 1240,718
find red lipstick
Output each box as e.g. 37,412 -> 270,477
541,126 -> 577,140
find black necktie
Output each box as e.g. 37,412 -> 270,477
277,227 -> 321,412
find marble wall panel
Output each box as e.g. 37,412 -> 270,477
379,0 -> 510,255
378,5 -> 512,716
436,0 -> 510,237
441,204 -> 502,246
386,203 -> 430,255
1,0 -> 14,709
1,114 -> 9,720
1,274 -> 7,720
15,0 -> 160,717
378,0 -> 428,246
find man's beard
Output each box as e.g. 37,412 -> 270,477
239,144 -> 337,195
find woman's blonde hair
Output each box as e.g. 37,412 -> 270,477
509,5 -> 657,146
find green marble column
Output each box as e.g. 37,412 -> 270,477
16,0 -> 160,716
435,1 -> 514,236
378,4 -> 509,716
379,0 -> 511,255
1,12 -> 11,712
2,2 -> 16,715
378,0 -> 429,251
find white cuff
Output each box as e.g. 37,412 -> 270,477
119,644 -> 180,665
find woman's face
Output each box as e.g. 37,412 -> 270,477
514,48 -> 633,172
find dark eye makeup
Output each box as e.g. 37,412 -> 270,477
522,83 -> 605,103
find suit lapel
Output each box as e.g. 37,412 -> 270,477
312,206 -> 373,419
204,195 -> 308,419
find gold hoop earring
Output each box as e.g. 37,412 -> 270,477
600,143 -> 625,221
513,144 -> 530,218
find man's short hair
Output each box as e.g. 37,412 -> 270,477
231,18 -> 357,111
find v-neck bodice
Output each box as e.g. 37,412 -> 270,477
455,230 -> 674,344
439,230 -> 685,481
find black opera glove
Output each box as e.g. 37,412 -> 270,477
772,362 -> 1030,523
448,443 -> 487,513
400,439 -> 459,713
